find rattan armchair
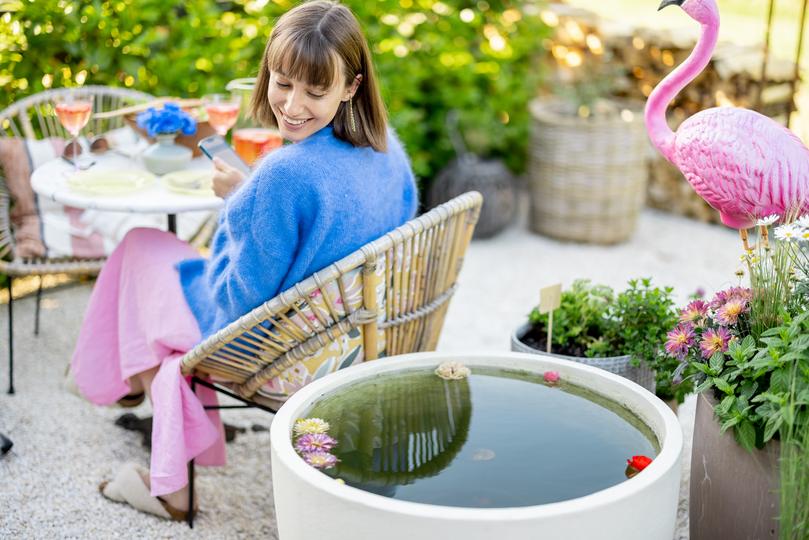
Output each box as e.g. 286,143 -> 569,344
180,191 -> 482,527
0,86 -> 155,394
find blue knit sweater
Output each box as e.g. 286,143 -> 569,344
177,126 -> 418,338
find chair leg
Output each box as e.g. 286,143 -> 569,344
34,276 -> 43,337
7,278 -> 14,395
188,376 -> 196,528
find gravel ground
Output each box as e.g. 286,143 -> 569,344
0,207 -> 740,538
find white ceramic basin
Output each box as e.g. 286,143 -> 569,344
270,352 -> 682,540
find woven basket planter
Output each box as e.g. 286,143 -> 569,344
510,323 -> 655,393
528,98 -> 648,244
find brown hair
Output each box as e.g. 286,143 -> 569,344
250,0 -> 388,152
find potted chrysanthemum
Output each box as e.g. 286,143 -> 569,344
667,214 -> 809,539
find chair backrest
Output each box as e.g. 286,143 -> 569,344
181,191 -> 483,405
0,86 -> 153,140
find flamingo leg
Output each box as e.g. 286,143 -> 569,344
739,228 -> 754,252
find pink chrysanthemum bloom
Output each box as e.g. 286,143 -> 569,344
679,300 -> 708,324
665,323 -> 695,359
699,327 -> 731,359
295,433 -> 337,454
303,451 -> 339,469
543,371 -> 560,384
709,287 -> 752,309
715,298 -> 749,326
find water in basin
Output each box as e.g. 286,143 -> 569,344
303,366 -> 658,508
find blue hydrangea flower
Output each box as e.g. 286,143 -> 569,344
136,102 -> 197,137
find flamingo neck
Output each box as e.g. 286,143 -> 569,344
645,19 -> 719,161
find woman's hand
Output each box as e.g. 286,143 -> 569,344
212,157 -> 247,198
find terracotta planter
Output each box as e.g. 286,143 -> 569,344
690,392 -> 779,539
510,323 -> 656,393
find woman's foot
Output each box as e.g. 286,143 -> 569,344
99,463 -> 195,521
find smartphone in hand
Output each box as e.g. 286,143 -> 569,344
197,135 -> 251,177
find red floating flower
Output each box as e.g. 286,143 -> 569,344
626,455 -> 653,471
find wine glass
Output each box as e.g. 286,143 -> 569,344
54,89 -> 93,176
202,93 -> 241,138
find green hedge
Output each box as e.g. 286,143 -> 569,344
1,0 -> 548,182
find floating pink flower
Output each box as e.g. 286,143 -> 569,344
715,298 -> 749,326
303,451 -> 339,469
543,371 -> 560,384
665,323 -> 695,359
295,433 -> 337,454
699,327 -> 731,359
678,300 -> 708,324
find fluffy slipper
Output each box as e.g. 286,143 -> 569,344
99,462 -> 193,521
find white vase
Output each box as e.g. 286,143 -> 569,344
270,351 -> 683,540
142,133 -> 192,175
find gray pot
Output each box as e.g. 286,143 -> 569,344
510,323 -> 656,393
690,392 -> 779,540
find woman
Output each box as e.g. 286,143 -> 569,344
71,0 -> 417,520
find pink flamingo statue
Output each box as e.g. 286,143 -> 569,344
647,0 -> 809,247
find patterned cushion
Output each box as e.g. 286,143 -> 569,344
255,255 -> 389,406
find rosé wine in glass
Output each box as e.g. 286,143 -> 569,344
55,101 -> 92,137
233,128 -> 283,165
203,93 -> 241,137
54,91 -> 93,175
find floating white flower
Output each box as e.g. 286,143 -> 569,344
293,417 -> 330,436
756,214 -> 780,226
775,224 -> 800,241
435,361 -> 471,380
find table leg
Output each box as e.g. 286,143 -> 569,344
168,214 -> 177,235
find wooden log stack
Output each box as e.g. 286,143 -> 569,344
541,2 -> 798,224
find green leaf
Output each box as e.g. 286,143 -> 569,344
709,352 -> 724,373
734,420 -> 757,452
713,377 -> 736,395
770,370 -> 793,393
695,378 -> 714,394
763,413 -> 783,443
716,395 -> 736,416
720,415 -> 742,432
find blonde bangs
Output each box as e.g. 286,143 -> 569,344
266,28 -> 338,89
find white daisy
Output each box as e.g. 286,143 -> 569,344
775,224 -> 800,241
796,215 -> 809,228
756,214 -> 780,226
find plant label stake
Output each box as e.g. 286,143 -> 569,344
539,284 -> 562,354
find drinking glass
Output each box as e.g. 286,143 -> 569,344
203,93 -> 241,137
54,89 -> 93,175
232,128 -> 283,166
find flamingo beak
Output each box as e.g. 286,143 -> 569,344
658,0 -> 684,10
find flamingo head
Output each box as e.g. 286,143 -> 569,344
658,0 -> 719,25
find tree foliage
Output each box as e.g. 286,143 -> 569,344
0,0 -> 549,182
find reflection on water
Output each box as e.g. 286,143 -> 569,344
305,367 -> 657,508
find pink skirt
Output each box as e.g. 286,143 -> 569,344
71,227 -> 225,496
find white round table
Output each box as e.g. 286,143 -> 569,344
31,153 -> 224,233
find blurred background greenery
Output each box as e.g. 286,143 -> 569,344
0,0 -> 550,184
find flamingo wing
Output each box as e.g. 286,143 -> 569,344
672,107 -> 809,228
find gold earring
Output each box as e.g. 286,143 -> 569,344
348,97 -> 357,133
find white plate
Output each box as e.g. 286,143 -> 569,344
67,169 -> 156,196
161,169 -> 215,196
